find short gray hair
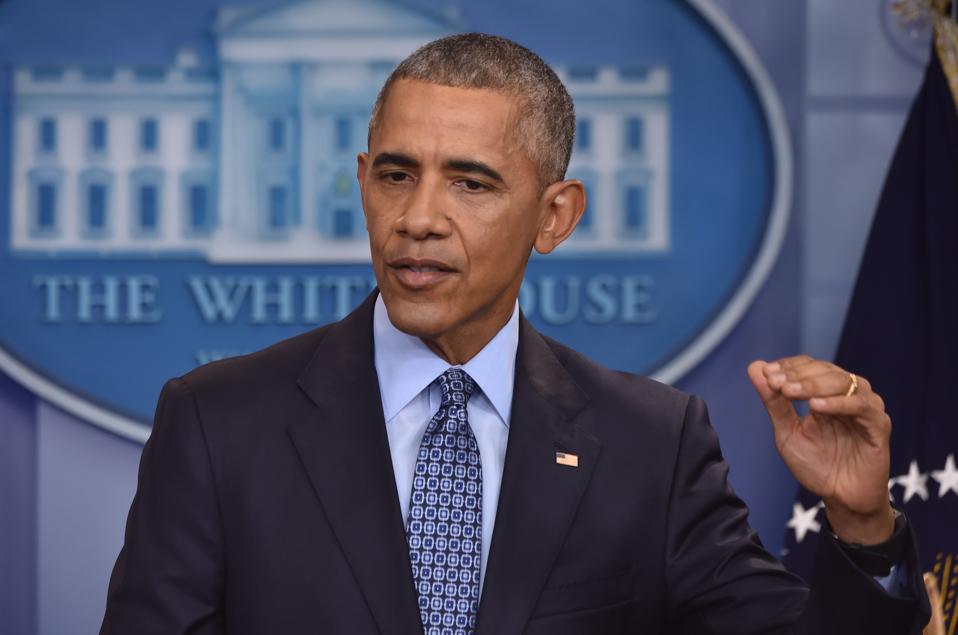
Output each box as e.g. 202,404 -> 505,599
368,33 -> 576,186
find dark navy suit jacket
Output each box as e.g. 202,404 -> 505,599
100,292 -> 928,634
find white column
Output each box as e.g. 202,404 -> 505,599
217,65 -> 236,242
596,111 -> 619,244
161,115 -> 184,245
296,63 -> 312,242
11,113 -> 31,248
110,114 -> 133,248
59,113 -> 81,245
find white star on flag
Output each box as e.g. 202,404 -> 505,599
897,460 -> 929,503
931,454 -> 958,498
787,502 -> 822,543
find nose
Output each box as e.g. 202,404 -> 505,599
395,175 -> 451,240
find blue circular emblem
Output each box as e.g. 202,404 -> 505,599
0,0 -> 790,441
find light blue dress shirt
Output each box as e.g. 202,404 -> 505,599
373,294 -> 518,593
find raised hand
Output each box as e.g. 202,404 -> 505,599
748,356 -> 895,545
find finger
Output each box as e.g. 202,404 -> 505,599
766,355 -> 815,373
779,369 -> 862,400
808,394 -> 889,426
765,362 -> 836,391
748,361 -> 800,429
763,356 -> 829,389
925,574 -> 946,635
808,396 -> 892,445
823,365 -> 874,395
924,573 -> 941,605
768,359 -> 840,382
871,389 -> 885,413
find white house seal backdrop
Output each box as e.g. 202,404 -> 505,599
0,0 -> 789,441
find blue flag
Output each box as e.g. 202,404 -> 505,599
781,43 -> 958,627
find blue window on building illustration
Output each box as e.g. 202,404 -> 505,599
268,185 -> 288,229
32,67 -> 63,82
625,117 -> 644,153
138,185 -> 159,231
579,199 -> 592,230
134,67 -> 166,82
189,184 -> 209,231
621,66 -> 650,81
563,170 -> 592,234
576,118 -> 591,152
333,209 -> 354,237
39,118 -> 57,153
568,67 -> 598,81
370,60 -> 396,76
185,68 -> 217,82
82,67 -> 114,82
87,183 -> 107,231
567,170 -> 595,234
89,119 -> 107,153
193,119 -> 211,152
36,183 -> 56,231
140,118 -> 158,152
335,117 -> 351,152
269,118 -> 285,152
624,185 -> 647,234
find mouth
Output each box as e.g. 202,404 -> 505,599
387,257 -> 457,290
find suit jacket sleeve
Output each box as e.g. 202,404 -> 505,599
100,378 -> 226,635
664,395 -> 930,635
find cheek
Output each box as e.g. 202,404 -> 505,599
365,214 -> 389,244
464,214 -> 530,278
363,195 -> 397,242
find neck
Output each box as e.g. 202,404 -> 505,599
420,303 -> 514,365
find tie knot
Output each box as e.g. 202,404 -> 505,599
437,367 -> 478,407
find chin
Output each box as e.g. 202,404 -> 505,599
381,294 -> 452,339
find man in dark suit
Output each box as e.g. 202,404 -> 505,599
101,34 -> 930,634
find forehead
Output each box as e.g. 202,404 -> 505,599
373,79 -> 523,160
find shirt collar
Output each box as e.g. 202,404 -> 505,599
373,293 -> 519,426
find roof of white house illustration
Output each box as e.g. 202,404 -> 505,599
9,0 -> 671,264
216,0 -> 459,38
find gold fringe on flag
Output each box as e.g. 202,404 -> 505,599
931,552 -> 958,635
893,0 -> 958,112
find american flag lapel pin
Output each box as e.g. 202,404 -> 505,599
555,451 -> 579,468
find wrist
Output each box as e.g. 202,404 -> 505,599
828,509 -> 908,578
824,502 -> 896,545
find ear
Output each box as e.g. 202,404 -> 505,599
533,179 -> 586,255
357,151 -> 369,215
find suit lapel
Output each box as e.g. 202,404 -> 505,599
476,316 -> 599,635
289,292 -> 423,635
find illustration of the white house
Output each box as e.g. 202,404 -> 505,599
8,0 -> 670,262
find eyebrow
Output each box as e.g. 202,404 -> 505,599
372,152 -> 418,169
371,152 -> 505,185
444,159 -> 505,185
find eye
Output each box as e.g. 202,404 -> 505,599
381,171 -> 411,184
456,179 -> 489,192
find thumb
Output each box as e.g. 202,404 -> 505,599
747,360 -> 799,430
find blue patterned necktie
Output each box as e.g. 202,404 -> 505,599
406,368 -> 482,635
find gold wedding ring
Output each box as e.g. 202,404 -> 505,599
844,373 -> 859,397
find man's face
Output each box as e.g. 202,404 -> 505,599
358,79 -> 546,355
